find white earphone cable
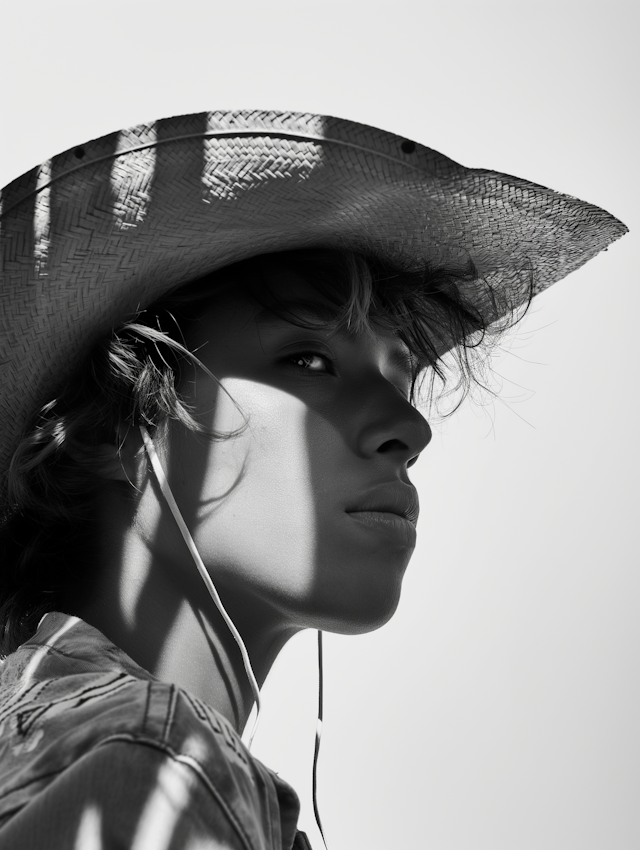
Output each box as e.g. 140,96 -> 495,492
139,424 -> 261,749
313,630 -> 328,850
140,424 -> 331,849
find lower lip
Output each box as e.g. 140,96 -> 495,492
346,511 -> 417,544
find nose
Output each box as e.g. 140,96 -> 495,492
357,390 -> 432,468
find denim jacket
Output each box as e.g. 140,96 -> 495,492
0,612 -> 305,849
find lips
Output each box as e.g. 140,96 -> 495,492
346,483 -> 419,527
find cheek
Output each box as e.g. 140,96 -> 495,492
173,379 -> 321,598
162,378 -> 412,632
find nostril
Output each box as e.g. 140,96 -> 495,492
377,438 -> 410,455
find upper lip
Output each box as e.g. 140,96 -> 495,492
346,483 -> 420,527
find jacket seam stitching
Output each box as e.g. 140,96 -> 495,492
96,734 -> 258,850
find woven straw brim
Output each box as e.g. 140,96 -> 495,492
0,110 -> 628,494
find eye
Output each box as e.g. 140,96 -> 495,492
287,351 -> 336,374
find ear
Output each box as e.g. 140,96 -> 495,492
65,424 -> 144,483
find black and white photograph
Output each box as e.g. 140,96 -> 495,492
0,2 -> 636,849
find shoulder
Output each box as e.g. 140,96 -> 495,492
0,738 -> 253,849
0,670 -> 296,849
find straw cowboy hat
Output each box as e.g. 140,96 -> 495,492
0,109 -> 627,503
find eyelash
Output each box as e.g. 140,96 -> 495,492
285,349 -> 413,398
287,350 -> 337,374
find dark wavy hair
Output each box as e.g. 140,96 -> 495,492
0,248 -> 533,656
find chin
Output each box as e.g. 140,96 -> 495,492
311,581 -> 404,636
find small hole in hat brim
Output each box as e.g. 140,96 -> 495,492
74,146 -> 86,159
401,140 -> 416,154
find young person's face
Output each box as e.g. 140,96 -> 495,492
147,268 -> 432,635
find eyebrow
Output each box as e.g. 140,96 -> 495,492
255,303 -> 416,385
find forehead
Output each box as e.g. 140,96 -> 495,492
251,266 -> 344,316
191,266 -> 415,379
249,267 -> 402,340
202,265 -> 345,329
253,268 -> 415,381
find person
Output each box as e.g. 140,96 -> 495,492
0,110 -> 626,849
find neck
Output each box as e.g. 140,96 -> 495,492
63,489 -> 298,734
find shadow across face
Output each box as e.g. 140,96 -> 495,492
149,267 -> 432,643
